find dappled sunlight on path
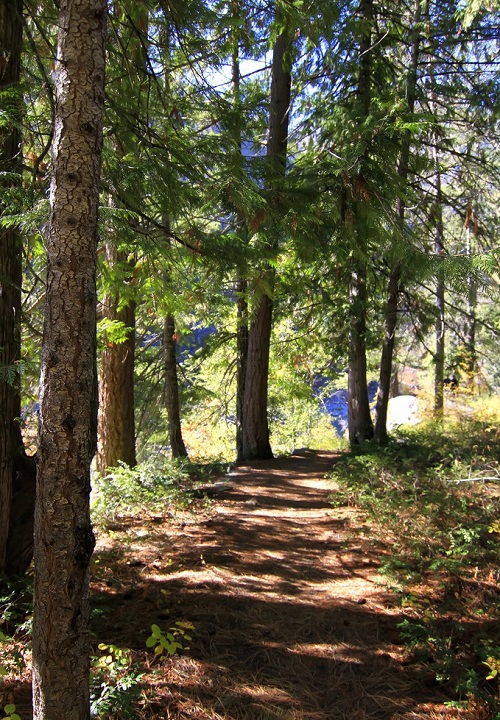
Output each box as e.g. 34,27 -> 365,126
91,449 -> 463,719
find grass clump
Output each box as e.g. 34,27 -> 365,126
329,417 -> 500,715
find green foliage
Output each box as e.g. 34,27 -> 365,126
0,363 -> 18,386
97,318 -> 133,348
0,577 -> 33,678
90,643 -> 144,719
91,455 -> 192,522
329,417 -> 500,711
0,630 -> 28,679
145,621 -> 194,659
1,704 -> 21,720
0,632 -> 8,677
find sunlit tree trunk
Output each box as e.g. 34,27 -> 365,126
32,0 -> 106,717
241,31 -> 292,460
374,0 -> 422,442
96,1 -> 149,473
347,0 -> 374,445
96,245 -> 137,474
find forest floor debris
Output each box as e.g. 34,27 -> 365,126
1,448 -> 497,719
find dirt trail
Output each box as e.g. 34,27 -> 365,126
91,449 -> 460,719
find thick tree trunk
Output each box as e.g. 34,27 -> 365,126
230,28 -> 249,462
240,31 -> 291,461
0,0 -> 36,575
96,247 -> 137,474
242,293 -> 274,459
347,0 -> 374,446
32,1 -> 106,717
164,314 -> 188,458
374,0 -> 422,442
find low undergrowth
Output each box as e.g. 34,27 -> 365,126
90,454 -> 230,524
329,416 -> 500,717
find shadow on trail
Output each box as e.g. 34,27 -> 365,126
91,449 -> 456,719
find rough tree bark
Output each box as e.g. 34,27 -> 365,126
32,0 -> 106,717
0,0 -> 36,575
96,1 -> 149,474
230,9 -> 250,461
241,31 -> 292,460
96,246 -> 137,474
347,0 -> 374,445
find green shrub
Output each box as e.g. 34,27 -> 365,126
328,418 -> 500,713
91,455 -> 192,521
90,643 -> 144,719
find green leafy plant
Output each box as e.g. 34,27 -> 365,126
0,629 -> 28,678
483,654 -> 500,681
90,643 -> 144,719
91,455 -> 192,522
0,631 -> 8,676
145,621 -> 194,658
1,705 -> 21,720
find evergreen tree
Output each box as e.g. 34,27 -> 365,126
32,0 -> 106,715
241,22 -> 294,460
0,0 -> 36,575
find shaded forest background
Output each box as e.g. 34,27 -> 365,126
2,0 -> 499,477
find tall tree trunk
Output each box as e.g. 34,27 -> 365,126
236,278 -> 248,460
242,293 -> 274,459
0,0 -> 36,575
164,314 -> 188,458
241,31 -> 292,460
373,267 -> 400,442
230,11 -> 249,461
374,0 -> 422,442
348,264 -> 374,444
464,203 -> 477,385
96,1 -> 149,474
161,220 -> 188,459
433,141 -> 445,417
96,246 -> 137,474
434,199 -> 445,418
347,0 -> 374,445
32,0 -> 106,717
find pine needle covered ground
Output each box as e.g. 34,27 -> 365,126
1,420 -> 499,719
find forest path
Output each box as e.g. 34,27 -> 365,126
92,449 -> 459,719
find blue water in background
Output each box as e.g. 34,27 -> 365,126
144,325 -> 378,439
314,377 -> 379,436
